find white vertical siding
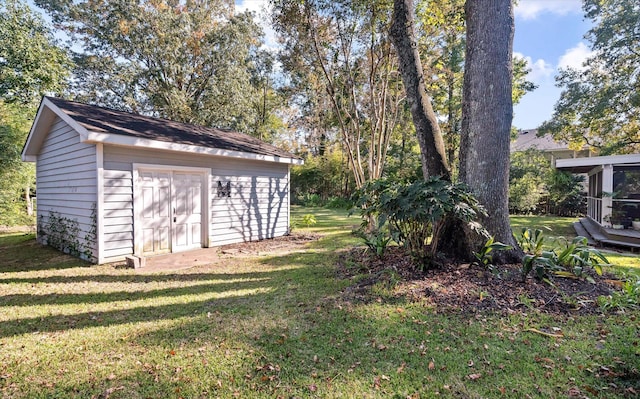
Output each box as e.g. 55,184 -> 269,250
36,117 -> 97,260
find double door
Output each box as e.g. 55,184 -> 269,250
137,169 -> 204,255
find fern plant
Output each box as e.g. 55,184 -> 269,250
352,177 -> 487,270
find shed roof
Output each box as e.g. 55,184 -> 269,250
22,97 -> 303,165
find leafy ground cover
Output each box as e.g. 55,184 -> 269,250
0,208 -> 638,398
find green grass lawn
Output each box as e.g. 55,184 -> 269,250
0,209 -> 638,398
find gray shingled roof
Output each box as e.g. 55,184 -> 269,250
47,96 -> 300,160
510,129 -> 570,152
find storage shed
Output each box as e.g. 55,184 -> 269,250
22,97 -> 303,264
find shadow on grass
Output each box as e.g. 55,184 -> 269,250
0,272 -> 288,338
0,250 -> 337,339
0,275 -> 272,307
4,227 -> 640,398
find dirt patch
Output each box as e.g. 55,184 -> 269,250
337,246 -> 619,315
218,232 -> 322,256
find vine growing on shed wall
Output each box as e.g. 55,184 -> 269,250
38,203 -> 97,262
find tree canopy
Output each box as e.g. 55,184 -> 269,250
540,0 -> 640,154
35,0 -> 273,134
0,0 -> 72,225
0,0 -> 71,105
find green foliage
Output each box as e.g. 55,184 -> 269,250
539,0 -> 640,153
354,214 -> 393,258
300,214 -> 317,228
509,149 -> 549,214
509,149 -> 586,216
598,272 -> 640,311
291,151 -> 353,205
0,0 -> 71,105
0,1 -> 70,226
546,170 -> 586,216
38,211 -> 95,261
272,0 -> 404,189
473,236 -> 512,274
0,102 -> 36,226
324,197 -> 353,209
36,0 -> 272,135
353,177 -> 487,269
519,228 -> 609,283
517,227 -> 546,256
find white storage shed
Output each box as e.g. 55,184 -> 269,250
22,97 -> 303,264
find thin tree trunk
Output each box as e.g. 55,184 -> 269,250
25,184 -> 33,216
441,0 -> 521,262
390,0 -> 450,180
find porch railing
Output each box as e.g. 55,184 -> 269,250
587,196 -> 602,223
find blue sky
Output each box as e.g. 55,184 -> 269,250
512,0 -> 592,129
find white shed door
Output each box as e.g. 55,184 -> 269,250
138,170 -> 204,255
172,172 -> 203,252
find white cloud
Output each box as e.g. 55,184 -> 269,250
514,0 -> 582,20
557,42 -> 594,71
514,52 -> 554,84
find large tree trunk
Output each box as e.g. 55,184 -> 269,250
390,0 -> 450,180
441,0 -> 521,262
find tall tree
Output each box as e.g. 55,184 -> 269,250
0,0 -> 71,225
390,0 -> 450,180
0,0 -> 70,105
36,0 -> 270,134
539,0 -> 640,154
413,0 -> 535,178
455,0 -> 520,261
272,0 -> 405,188
415,0 -> 464,178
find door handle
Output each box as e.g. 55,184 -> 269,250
173,208 -> 176,223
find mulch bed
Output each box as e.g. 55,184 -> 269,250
337,246 -> 619,315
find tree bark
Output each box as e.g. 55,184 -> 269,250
390,0 -> 450,180
443,0 -> 521,263
25,184 -> 33,216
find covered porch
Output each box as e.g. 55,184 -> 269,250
556,154 -> 640,251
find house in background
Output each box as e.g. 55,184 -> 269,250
556,154 -> 640,250
22,97 -> 303,264
510,129 -> 593,162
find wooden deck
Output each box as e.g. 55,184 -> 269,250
575,217 -> 640,252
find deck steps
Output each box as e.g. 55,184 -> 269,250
578,218 -> 608,242
576,217 -> 640,252
572,222 -> 597,246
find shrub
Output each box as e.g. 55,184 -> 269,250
355,216 -> 392,258
473,237 -> 512,276
352,178 -> 487,269
598,272 -> 640,311
325,196 -> 353,209
299,193 -> 323,207
300,214 -> 317,228
519,228 -> 609,283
